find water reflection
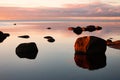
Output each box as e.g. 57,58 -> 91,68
74,53 -> 106,70
74,36 -> 107,70
0,31 -> 10,43
16,42 -> 38,59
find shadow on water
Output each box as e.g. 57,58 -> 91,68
74,36 -> 107,70
16,42 -> 38,59
0,31 -> 10,43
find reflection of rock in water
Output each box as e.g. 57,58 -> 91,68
16,42 -> 38,59
74,53 -> 106,70
44,36 -> 55,43
74,36 -> 107,70
107,39 -> 120,50
0,31 -> 10,43
18,35 -> 30,39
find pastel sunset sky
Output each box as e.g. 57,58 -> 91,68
0,0 -> 120,20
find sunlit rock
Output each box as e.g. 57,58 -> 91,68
74,36 -> 107,55
68,27 -> 74,31
0,31 -> 10,43
74,36 -> 107,70
16,42 -> 38,59
107,39 -> 120,50
18,35 -> 30,39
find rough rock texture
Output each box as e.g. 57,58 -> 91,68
74,36 -> 107,70
74,36 -> 107,55
16,42 -> 38,59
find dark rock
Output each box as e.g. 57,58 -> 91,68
47,27 -> 51,29
74,36 -> 107,55
16,42 -> 38,59
96,26 -> 102,30
13,23 -> 16,25
74,36 -> 107,70
85,25 -> 96,32
73,26 -> 82,35
18,35 -> 30,38
44,36 -> 55,43
44,36 -> 53,39
107,40 -> 120,50
0,31 -> 10,43
74,53 -> 106,70
48,38 -> 55,42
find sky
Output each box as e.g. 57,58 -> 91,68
0,0 -> 120,20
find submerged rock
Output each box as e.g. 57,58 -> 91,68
16,42 -> 38,59
0,31 -> 10,43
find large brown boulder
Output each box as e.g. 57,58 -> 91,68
74,36 -> 107,55
74,36 -> 107,70
16,42 -> 38,59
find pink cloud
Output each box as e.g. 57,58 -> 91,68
0,2 -> 120,20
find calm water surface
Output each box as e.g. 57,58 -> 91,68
0,20 -> 120,80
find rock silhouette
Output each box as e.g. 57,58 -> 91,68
44,36 -> 55,43
16,42 -> 38,59
107,39 -> 120,50
68,25 -> 102,35
74,36 -> 107,55
0,31 -> 10,43
74,36 -> 107,70
85,25 -> 102,32
18,35 -> 30,39
46,27 -> 51,29
68,26 -> 83,35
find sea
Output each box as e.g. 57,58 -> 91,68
0,18 -> 120,80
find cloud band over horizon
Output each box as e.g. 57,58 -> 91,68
0,2 -> 120,20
